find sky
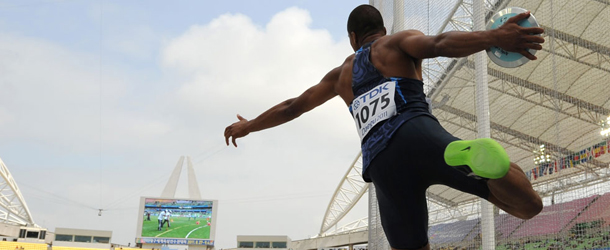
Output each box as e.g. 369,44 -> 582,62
0,0 -> 370,247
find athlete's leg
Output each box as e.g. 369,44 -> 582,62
486,162 -> 542,219
410,115 -> 542,220
365,116 -> 446,250
368,175 -> 431,250
444,138 -> 542,219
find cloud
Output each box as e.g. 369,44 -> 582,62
162,7 -> 350,111
159,7 -> 364,246
0,6 -> 365,247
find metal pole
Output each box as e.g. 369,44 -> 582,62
473,0 -> 495,249
392,0 -> 405,33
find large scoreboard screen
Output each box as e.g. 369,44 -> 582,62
135,197 -> 218,245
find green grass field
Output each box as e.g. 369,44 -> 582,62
142,217 -> 210,239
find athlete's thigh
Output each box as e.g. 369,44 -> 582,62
367,130 -> 431,249
409,116 -> 491,199
369,166 -> 430,249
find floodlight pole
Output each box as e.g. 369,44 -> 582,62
473,0 -> 495,249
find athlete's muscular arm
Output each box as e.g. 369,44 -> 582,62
224,66 -> 341,147
397,11 -> 544,60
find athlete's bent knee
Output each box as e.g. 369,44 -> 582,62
518,196 -> 543,219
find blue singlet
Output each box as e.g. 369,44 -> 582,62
350,42 -> 436,181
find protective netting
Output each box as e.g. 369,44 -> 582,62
368,0 -> 610,249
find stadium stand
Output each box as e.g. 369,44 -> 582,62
52,247 -> 107,250
428,223 -> 448,243
429,219 -> 479,244
463,221 -> 480,242
575,193 -> 610,225
431,193 -> 610,249
495,213 -> 524,239
0,241 -> 47,250
511,195 -> 598,238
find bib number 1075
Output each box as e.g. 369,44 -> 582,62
350,81 -> 397,140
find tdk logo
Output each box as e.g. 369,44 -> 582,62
359,83 -> 390,103
353,100 -> 361,109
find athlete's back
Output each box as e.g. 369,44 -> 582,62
334,30 -> 427,107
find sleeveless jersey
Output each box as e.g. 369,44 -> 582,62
350,42 -> 436,181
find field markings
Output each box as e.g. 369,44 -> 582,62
155,224 -> 191,237
185,225 -> 208,239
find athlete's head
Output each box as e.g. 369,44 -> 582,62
347,4 -> 386,51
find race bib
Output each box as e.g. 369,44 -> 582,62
350,81 -> 397,140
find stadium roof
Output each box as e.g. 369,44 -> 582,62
425,0 -> 610,219
321,0 -> 609,234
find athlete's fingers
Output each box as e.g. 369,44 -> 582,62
524,42 -> 543,51
224,127 -> 231,146
506,11 -> 530,24
237,114 -> 245,121
232,137 -> 238,147
522,27 -> 544,35
519,49 -> 537,60
525,35 -> 545,43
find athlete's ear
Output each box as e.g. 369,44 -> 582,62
382,27 -> 387,35
349,31 -> 358,51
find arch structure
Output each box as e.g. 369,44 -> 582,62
0,157 -> 37,227
320,0 -> 610,239
319,153 -> 369,236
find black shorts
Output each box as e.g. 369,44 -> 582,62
364,115 -> 490,249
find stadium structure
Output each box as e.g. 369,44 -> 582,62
295,0 -> 610,250
0,0 -> 608,249
0,157 -> 47,242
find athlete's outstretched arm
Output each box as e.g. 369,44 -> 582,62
397,11 -> 544,60
224,66 -> 341,147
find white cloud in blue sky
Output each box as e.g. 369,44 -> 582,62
0,0 -> 367,247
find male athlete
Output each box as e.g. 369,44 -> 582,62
225,5 -> 543,250
163,210 -> 171,229
157,210 -> 166,231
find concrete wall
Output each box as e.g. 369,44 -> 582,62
0,224 -> 20,238
291,231 -> 367,250
53,241 -> 110,249
236,235 -> 292,250
53,227 -> 112,249
55,228 -> 112,238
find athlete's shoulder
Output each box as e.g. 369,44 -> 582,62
328,54 -> 355,79
391,29 -> 426,38
386,29 -> 426,44
339,54 -> 355,76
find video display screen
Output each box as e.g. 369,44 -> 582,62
137,197 -> 217,241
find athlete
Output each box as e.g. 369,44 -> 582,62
163,210 -> 171,229
157,210 -> 166,231
224,5 -> 543,250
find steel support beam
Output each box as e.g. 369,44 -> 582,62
592,0 -> 610,5
435,103 -> 608,169
543,25 -> 610,58
463,61 -> 609,123
428,0 -> 510,99
0,158 -> 36,227
321,153 -> 369,235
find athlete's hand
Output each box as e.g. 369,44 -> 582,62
224,114 -> 250,147
494,11 -> 545,60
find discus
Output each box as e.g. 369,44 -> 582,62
486,7 -> 540,68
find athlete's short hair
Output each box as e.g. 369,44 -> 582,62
347,5 -> 385,41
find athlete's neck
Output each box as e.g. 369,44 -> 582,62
360,34 -> 384,47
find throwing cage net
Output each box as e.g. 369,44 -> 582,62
368,0 -> 610,249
